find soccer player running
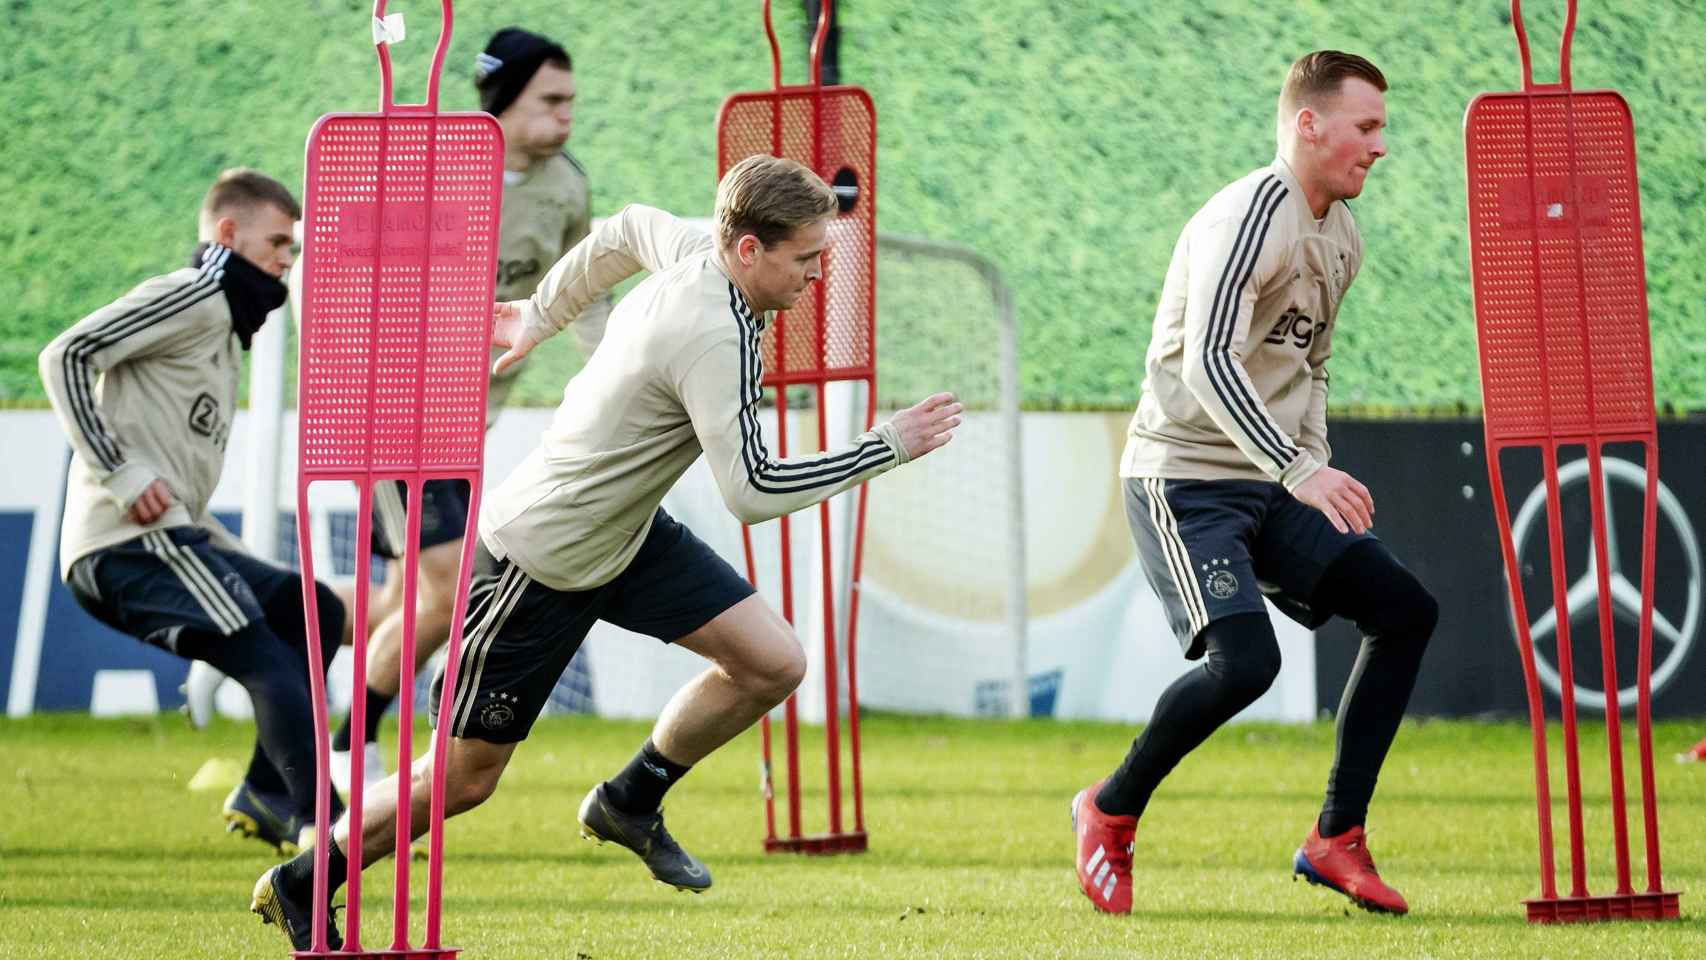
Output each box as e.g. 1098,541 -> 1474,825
1071,52 -> 1437,916
324,27 -> 613,792
252,155 -> 962,949
39,169 -> 346,855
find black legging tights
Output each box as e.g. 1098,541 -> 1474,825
176,580 -> 344,817
1098,540 -> 1438,829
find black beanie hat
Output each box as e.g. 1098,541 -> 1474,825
474,27 -> 571,118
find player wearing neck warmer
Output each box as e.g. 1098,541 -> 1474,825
39,168 -> 348,857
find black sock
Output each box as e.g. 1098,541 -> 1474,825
278,832 -> 349,901
330,713 -> 356,752
1097,613 -> 1281,820
604,739 -> 692,814
1318,811 -> 1360,838
332,686 -> 396,751
362,686 -> 396,745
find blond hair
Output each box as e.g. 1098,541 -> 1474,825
1278,50 -> 1387,126
201,167 -> 301,221
714,155 -> 835,249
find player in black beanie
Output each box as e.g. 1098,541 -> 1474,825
475,27 -> 572,119
322,24 -> 607,814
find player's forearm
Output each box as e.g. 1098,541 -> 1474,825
1180,350 -> 1319,489
524,221 -> 648,342
38,337 -> 152,504
712,424 -> 906,525
524,204 -> 710,344
1297,375 -> 1331,466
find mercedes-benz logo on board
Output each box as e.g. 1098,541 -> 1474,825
1509,456 -> 1699,712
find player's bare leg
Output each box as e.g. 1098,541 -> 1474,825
332,539 -> 464,793
365,540 -> 465,701
327,566 -> 398,791
339,736 -> 515,860
579,594 -> 805,891
658,595 -> 806,763
253,737 -> 513,950
331,567 -> 399,649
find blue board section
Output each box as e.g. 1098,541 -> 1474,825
973,669 -> 1061,718
7,502 -> 591,715
0,512 -> 32,700
1029,669 -> 1064,718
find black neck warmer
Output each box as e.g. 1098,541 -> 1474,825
192,243 -> 287,350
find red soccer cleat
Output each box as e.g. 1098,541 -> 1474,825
1293,823 -> 1409,915
1677,737 -> 1706,763
1071,780 -> 1135,914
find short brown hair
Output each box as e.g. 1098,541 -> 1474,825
714,155 -> 835,249
201,167 -> 301,221
1278,50 -> 1387,121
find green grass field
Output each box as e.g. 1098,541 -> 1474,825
4,713 -> 1704,958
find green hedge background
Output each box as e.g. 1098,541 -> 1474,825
3,0 -> 1701,411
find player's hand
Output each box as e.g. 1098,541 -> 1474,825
491,300 -> 542,377
127,479 -> 175,525
1292,466 -> 1374,535
888,392 -> 963,462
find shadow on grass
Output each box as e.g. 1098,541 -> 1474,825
4,845 -> 290,863
0,844 -> 1568,879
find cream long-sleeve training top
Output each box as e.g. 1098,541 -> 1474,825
1122,157 -> 1363,491
483,204 -> 909,591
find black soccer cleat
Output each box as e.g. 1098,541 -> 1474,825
223,783 -> 304,855
251,864 -> 341,951
577,782 -> 712,892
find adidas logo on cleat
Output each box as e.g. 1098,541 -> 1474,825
1071,781 -> 1136,914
